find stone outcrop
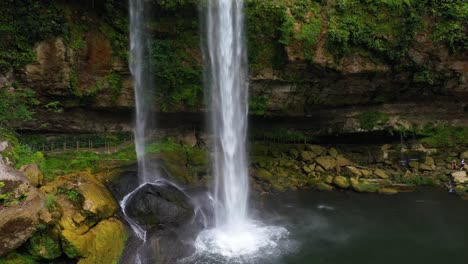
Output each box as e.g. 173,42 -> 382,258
0,163 -> 45,256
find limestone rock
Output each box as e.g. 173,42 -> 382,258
306,145 -> 327,156
328,147 -> 338,158
315,156 -> 336,170
0,141 -> 8,153
20,163 -> 43,187
300,151 -> 316,161
374,169 -> 389,179
452,171 -> 467,184
360,169 -> 372,177
333,176 -> 350,189
419,163 -> 434,171
424,157 -> 435,166
0,163 -> 44,256
336,155 -> 352,167
344,166 -> 362,177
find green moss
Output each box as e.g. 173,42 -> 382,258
249,96 -> 269,116
358,111 -> 389,130
45,194 -> 56,211
0,88 -> 37,128
430,0 -> 467,52
0,251 -> 37,264
416,125 -> 468,148
57,188 -> 83,206
62,239 -> 81,259
27,229 -> 62,260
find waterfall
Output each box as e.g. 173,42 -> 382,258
206,0 -> 249,231
188,0 -> 289,260
129,0 -> 156,184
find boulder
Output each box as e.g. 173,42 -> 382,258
124,182 -> 195,230
303,165 -> 313,173
178,132 -> 197,147
328,147 -> 338,158
315,156 -> 336,170
62,218 -> 126,264
360,169 -> 372,178
20,163 -> 43,186
0,163 -> 44,256
0,141 -> 8,153
460,151 -> 468,159
424,157 -> 435,166
289,149 -> 299,159
254,169 -> 274,182
300,151 -> 316,161
336,155 -> 352,167
333,176 -> 350,189
409,161 -> 419,169
344,166 -> 362,177
374,169 -> 389,179
452,171 -> 467,184
350,178 -> 379,193
419,163 -> 434,171
306,145 -> 327,156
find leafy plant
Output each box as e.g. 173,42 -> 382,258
358,111 -> 389,130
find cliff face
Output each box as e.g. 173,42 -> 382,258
1,0 -> 466,134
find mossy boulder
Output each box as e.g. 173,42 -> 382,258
409,161 -> 419,169
315,156 -> 336,170
374,169 -> 389,179
350,178 -> 379,193
316,182 -> 334,191
424,157 -> 435,166
333,176 -> 350,189
61,218 -> 126,264
289,149 -> 299,159
254,168 -> 274,182
419,163 -> 434,171
336,155 -> 352,167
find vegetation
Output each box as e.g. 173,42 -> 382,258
416,125 -> 468,148
0,87 -> 38,128
358,111 -> 389,130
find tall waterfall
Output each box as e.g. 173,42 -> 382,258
129,0 -> 155,184
189,0 -> 289,260
206,0 -> 249,231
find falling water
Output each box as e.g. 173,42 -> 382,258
189,0 -> 289,260
129,0 -> 155,184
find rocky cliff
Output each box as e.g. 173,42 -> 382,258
0,0 -> 466,135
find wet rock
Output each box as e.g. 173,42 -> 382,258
19,163 -> 43,187
315,156 -> 336,170
350,178 -> 379,193
452,171 -> 467,184
254,169 -> 274,182
419,163 -> 434,171
125,182 -> 195,231
374,169 -> 389,179
316,182 -> 334,191
333,176 -> 350,189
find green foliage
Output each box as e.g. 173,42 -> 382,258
249,96 -> 269,115
358,111 -> 389,130
11,144 -> 45,169
246,0 -> 288,70
44,101 -> 64,113
0,0 -> 66,73
62,240 -> 80,258
326,0 -> 424,61
0,181 -> 4,188
74,71 -> 122,100
0,191 -> 28,206
416,125 -> 468,148
42,151 -> 100,180
430,0 -> 467,52
150,38 -> 203,109
394,174 -> 438,186
0,87 -> 38,128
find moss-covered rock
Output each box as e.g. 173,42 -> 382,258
26,228 -> 62,260
333,176 -> 349,189
62,218 -> 126,264
306,145 -> 327,156
378,188 -> 398,195
300,151 -> 316,161
315,156 -> 336,170
328,147 -> 338,158
254,168 -> 274,182
374,169 -> 389,179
